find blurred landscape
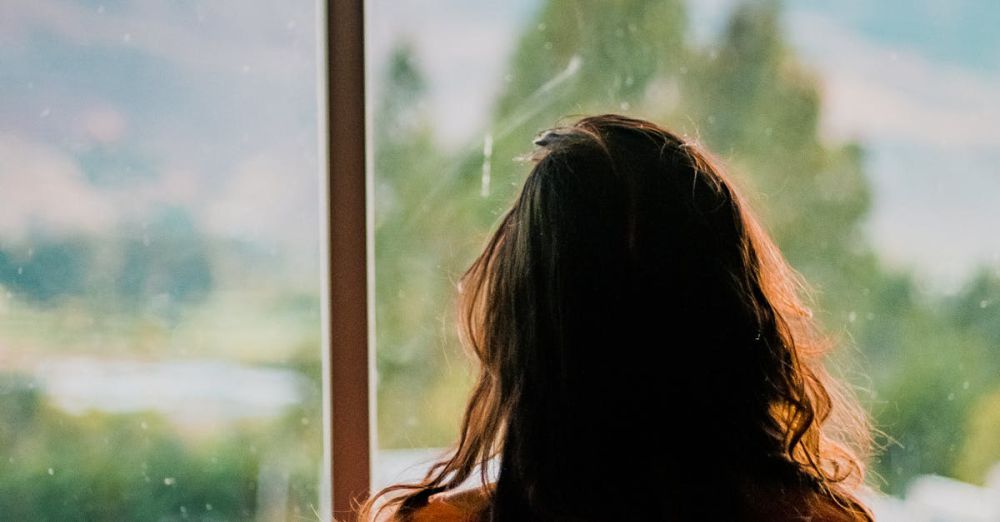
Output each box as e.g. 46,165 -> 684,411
1,1 -> 324,519
0,0 -> 997,520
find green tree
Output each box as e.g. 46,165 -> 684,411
373,44 -> 474,447
118,206 -> 214,309
0,238 -> 94,304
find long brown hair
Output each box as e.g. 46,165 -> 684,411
362,114 -> 872,520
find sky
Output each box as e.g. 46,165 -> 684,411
0,0 -> 996,291
737,0 -> 1000,291
0,0 -> 322,261
367,0 -> 1000,292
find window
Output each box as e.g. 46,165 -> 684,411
4,1 -> 997,520
368,1 -> 1000,520
1,1 -> 329,519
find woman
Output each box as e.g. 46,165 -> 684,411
364,114 -> 873,521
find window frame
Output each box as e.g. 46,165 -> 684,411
326,0 -> 373,520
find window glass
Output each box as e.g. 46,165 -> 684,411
0,1 -> 324,519
368,0 -> 1000,518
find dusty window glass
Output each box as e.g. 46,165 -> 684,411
368,0 -> 1000,518
0,1 -> 325,519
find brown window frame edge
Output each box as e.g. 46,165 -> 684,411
326,0 -> 373,521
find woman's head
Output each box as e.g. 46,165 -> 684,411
367,114 -> 870,520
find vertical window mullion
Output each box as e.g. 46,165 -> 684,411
327,0 -> 371,520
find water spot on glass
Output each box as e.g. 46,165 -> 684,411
628,23 -> 638,33
625,75 -> 634,87
39,108 -> 51,118
537,23 -> 546,31
48,467 -> 54,475
947,392 -> 955,401
286,20 -> 297,30
504,74 -> 513,83
27,247 -> 34,257
180,506 -> 188,518
980,299 -> 991,308
848,311 -> 857,322
242,65 -> 251,73
619,101 -> 631,111
707,115 -> 716,125
764,127 -> 773,137
16,267 -> 22,275
142,235 -> 151,247
122,33 -> 131,43
866,312 -> 875,321
679,65 -> 688,75
97,4 -> 105,14
544,42 -> 553,50
300,417 -> 310,426
140,421 -> 148,430
164,477 -> 176,486
206,504 -> 213,511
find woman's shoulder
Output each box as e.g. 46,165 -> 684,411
408,486 -> 490,522
740,474 -> 872,522
398,478 -> 869,521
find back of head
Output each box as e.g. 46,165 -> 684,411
365,114 -> 871,521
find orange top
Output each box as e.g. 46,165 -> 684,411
409,488 -> 488,522
404,482 -> 868,522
